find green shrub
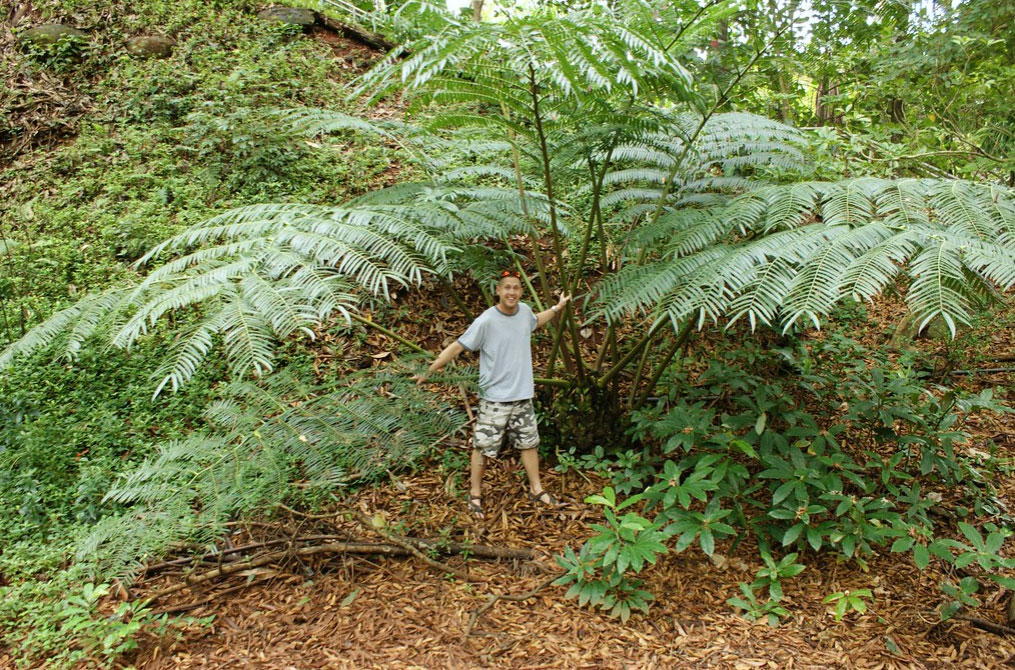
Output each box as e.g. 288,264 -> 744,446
560,334 -> 1013,622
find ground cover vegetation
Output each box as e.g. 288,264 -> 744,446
1,0 -> 1015,666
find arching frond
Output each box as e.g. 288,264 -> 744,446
907,240 -> 972,336
0,287 -> 136,368
1,202 -> 465,391
84,365 -> 468,581
596,113 -> 810,224
351,8 -> 695,109
598,178 -> 1015,334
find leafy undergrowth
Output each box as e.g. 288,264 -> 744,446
0,9 -> 407,665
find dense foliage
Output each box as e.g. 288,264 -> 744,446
1,0 -> 1014,666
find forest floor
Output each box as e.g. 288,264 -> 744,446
120,294 -> 1015,670
127,447 -> 1015,670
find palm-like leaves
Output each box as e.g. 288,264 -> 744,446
352,7 -> 694,111
598,178 -> 1015,335
596,112 -> 809,223
0,203 -> 464,392
4,1 -> 1012,404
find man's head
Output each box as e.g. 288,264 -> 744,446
495,270 -> 523,310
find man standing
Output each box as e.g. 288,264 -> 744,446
418,270 -> 571,519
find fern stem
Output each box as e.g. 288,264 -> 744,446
527,65 -> 586,383
544,312 -> 581,379
632,318 -> 694,410
478,281 -> 495,308
527,66 -> 567,291
665,0 -> 723,52
627,330 -> 656,406
595,200 -> 609,273
535,376 -> 572,388
501,100 -> 554,303
593,322 -> 615,374
597,317 -> 665,388
645,28 -> 788,239
349,313 -> 428,355
441,278 -> 474,322
572,145 -> 615,292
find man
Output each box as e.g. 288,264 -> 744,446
418,270 -> 571,519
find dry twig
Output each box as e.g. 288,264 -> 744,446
345,508 -> 484,583
955,614 -> 1015,638
464,574 -> 562,637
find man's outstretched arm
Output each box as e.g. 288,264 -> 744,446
535,294 -> 572,329
416,340 -> 466,384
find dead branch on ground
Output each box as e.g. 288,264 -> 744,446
344,508 -> 485,582
464,574 -> 562,637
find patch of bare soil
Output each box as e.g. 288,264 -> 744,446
0,5 -> 94,164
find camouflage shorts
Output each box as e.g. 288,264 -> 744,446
474,399 -> 540,458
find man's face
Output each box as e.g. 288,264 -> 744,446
496,276 -> 523,310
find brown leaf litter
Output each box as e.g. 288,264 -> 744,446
111,432 -> 1015,670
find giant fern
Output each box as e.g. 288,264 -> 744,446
77,364 -> 468,580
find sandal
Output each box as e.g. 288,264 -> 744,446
527,489 -> 563,508
467,495 -> 485,519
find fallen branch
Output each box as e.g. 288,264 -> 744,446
151,575 -> 278,615
145,537 -> 527,601
276,503 -> 345,520
955,614 -> 1015,637
414,539 -> 531,561
142,535 -> 531,580
148,550 -> 288,601
346,509 -> 484,583
315,13 -> 396,51
946,367 -> 1015,376
464,574 -> 561,637
140,534 -> 349,575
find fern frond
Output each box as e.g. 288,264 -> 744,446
83,364 -> 468,581
1,202 -> 463,387
597,178 -> 1015,334
0,287 -> 135,368
907,241 -> 972,336
352,8 -> 695,109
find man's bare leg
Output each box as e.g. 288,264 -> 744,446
519,447 -> 543,496
521,447 -> 562,506
469,449 -> 487,517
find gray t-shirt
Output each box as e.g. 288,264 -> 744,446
457,303 -> 538,402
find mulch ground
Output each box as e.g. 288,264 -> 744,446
127,439 -> 1015,670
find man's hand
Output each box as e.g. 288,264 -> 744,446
536,294 -> 573,328
417,341 -> 465,383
